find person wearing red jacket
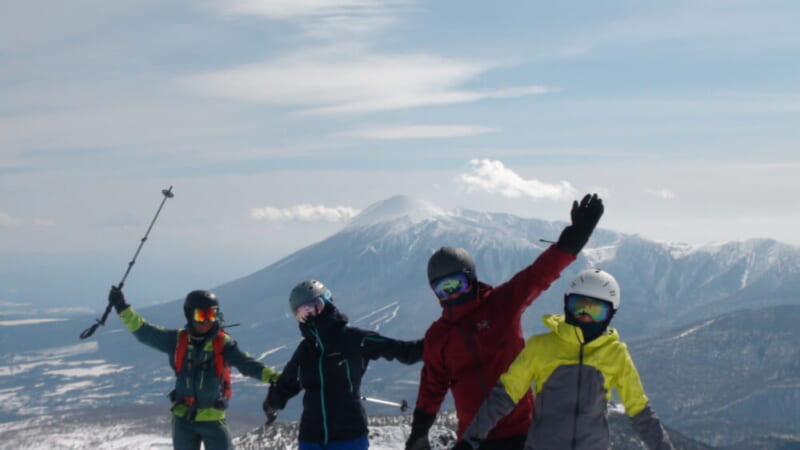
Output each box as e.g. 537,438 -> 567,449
405,194 -> 604,450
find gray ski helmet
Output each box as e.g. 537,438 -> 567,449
427,247 -> 476,283
183,290 -> 219,321
289,280 -> 332,312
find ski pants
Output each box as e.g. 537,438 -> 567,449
171,416 -> 233,450
298,435 -> 369,450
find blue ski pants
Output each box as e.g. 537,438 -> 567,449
299,435 -> 369,450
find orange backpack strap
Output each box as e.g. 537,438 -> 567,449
174,329 -> 189,376
213,330 -> 232,399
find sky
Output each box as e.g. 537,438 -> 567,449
1,0 -> 799,311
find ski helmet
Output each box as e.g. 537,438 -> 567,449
289,280 -> 332,312
183,290 -> 219,321
564,269 -> 620,309
427,247 -> 476,283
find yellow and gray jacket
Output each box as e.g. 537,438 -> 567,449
119,307 -> 279,422
461,314 -> 674,450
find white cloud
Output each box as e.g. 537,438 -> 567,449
182,50 -> 552,114
336,124 -> 498,140
0,212 -> 24,226
0,212 -> 55,227
644,188 -> 676,200
457,159 -> 577,200
250,204 -> 361,222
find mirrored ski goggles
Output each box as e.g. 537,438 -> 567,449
431,272 -> 472,299
193,307 -> 219,323
294,297 -> 325,323
565,294 -> 613,322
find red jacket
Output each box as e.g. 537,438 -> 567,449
415,244 -> 575,439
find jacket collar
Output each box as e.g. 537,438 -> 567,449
542,314 -> 619,346
299,303 -> 348,340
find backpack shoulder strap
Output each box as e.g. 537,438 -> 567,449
174,329 -> 189,376
213,329 -> 232,399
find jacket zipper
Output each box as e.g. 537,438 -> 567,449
311,328 -> 329,445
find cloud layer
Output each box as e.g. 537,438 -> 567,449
250,204 -> 361,222
182,50 -> 551,114
457,159 -> 577,200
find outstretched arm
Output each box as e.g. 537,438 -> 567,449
359,330 -> 423,364
223,338 -> 280,383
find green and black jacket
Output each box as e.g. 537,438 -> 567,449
119,307 -> 278,421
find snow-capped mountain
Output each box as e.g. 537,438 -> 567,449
1,195 -> 799,448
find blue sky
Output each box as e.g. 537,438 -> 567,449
1,0 -> 799,310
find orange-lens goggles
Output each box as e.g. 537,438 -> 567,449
193,307 -> 218,322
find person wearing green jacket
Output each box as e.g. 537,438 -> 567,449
109,287 -> 279,450
453,269 -> 674,450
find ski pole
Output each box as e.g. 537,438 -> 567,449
79,186 -> 175,339
361,396 -> 409,412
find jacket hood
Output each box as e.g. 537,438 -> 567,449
542,314 -> 619,346
439,281 -> 491,322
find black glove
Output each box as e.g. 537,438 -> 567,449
451,442 -> 476,450
108,286 -> 129,313
405,408 -> 436,450
557,193 -> 604,255
262,397 -> 279,425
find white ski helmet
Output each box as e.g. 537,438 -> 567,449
565,269 -> 620,310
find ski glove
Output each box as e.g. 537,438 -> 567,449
405,408 -> 436,450
263,397 -> 279,425
108,286 -> 130,314
556,193 -> 604,255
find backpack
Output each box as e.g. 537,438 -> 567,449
173,329 -> 232,402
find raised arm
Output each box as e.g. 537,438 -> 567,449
491,193 -> 603,311
111,287 -> 177,354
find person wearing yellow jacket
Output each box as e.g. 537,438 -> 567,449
453,269 -> 674,450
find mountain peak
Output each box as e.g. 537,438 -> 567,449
345,195 -> 445,229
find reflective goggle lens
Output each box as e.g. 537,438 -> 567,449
193,307 -> 218,323
565,294 -> 612,322
294,297 -> 325,323
431,273 -> 472,299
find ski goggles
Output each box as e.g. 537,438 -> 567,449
565,294 -> 613,322
294,297 -> 325,323
430,272 -> 472,299
193,307 -> 219,323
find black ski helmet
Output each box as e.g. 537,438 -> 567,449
427,247 -> 476,284
183,290 -> 219,321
